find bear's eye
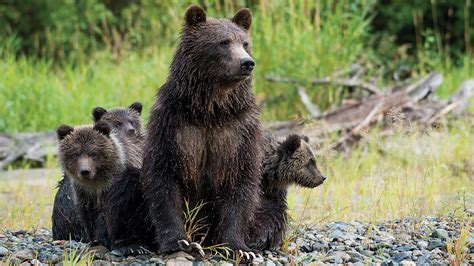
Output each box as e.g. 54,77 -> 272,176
220,40 -> 230,46
114,121 -> 122,128
243,42 -> 249,49
308,158 -> 316,167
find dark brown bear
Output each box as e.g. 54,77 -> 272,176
56,122 -> 125,245
247,134 -> 326,250
141,5 -> 262,258
52,103 -> 145,242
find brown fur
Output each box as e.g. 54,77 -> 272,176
141,5 -> 262,255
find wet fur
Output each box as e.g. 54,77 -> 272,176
56,124 -> 125,244
52,103 -> 145,245
247,133 -> 326,250
141,6 -> 262,254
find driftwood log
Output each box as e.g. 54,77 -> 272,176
0,71 -> 473,170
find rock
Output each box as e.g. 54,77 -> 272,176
416,253 -> 431,264
0,246 -> 8,256
166,257 -> 194,266
150,257 -> 165,264
400,260 -> 416,266
426,239 -> 444,250
14,249 -> 35,260
311,241 -> 329,251
87,245 -> 109,259
278,257 -> 288,264
92,260 -> 111,266
329,229 -> 345,241
265,260 -> 276,266
431,229 -> 449,240
326,251 -> 350,263
412,250 -> 423,257
346,251 -> 364,262
417,240 -> 428,249
393,252 -> 411,262
300,242 -> 313,252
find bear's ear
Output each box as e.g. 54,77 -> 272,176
92,107 -> 107,122
128,102 -> 143,115
185,5 -> 206,27
279,134 -> 302,156
302,135 -> 310,143
93,121 -> 111,137
57,125 -> 74,140
232,8 -> 252,31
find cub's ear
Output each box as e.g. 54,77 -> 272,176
278,134 -> 302,156
93,121 -> 111,137
302,135 -> 310,143
185,5 -> 206,27
129,102 -> 143,115
92,107 -> 107,122
232,8 -> 252,31
57,125 -> 74,140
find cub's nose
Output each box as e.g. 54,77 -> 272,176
80,169 -> 91,178
322,175 -> 327,181
240,58 -> 255,71
127,128 -> 136,135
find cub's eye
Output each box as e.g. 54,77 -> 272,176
308,158 -> 316,166
243,42 -> 249,49
114,121 -> 122,128
220,40 -> 230,46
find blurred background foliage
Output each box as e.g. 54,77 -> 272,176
0,0 -> 473,133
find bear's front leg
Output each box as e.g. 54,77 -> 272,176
213,180 -> 260,260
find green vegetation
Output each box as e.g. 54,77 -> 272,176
1,0 -> 472,133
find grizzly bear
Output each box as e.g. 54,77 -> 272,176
247,134 -> 326,250
52,102 -> 145,242
56,122 -> 125,245
141,5 -> 262,258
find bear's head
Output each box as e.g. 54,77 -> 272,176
276,135 -> 326,188
176,5 -> 255,84
92,102 -> 143,140
57,122 -> 125,191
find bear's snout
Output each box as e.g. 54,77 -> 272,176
78,157 -> 95,179
240,58 -> 255,72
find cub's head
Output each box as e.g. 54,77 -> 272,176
92,102 -> 143,140
177,5 -> 254,83
57,122 -> 124,190
276,135 -> 326,188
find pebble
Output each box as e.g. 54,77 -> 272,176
416,240 -> 428,249
0,216 -> 471,265
431,229 -> 449,240
426,239 -> 444,250
0,246 -> 8,256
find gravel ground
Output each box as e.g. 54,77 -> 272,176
1,216 -> 473,265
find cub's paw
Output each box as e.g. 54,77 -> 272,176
178,239 -> 205,258
110,244 -> 149,257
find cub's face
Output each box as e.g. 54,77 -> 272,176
57,123 -> 122,189
277,135 -> 327,188
181,6 -> 255,83
92,102 -> 143,140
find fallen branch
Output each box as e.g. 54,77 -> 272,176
297,86 -> 321,118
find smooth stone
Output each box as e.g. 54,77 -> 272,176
417,240 -> 428,249
14,249 -> 35,260
251,256 -> 264,265
167,258 -> 194,266
278,257 -> 289,264
92,260 -> 111,266
400,260 -> 416,266
300,242 -> 313,252
396,244 -> 416,252
412,250 -> 423,257
265,260 -> 276,266
326,251 -> 350,263
416,253 -> 431,264
427,239 -> 444,250
329,229 -> 345,241
431,229 -> 449,240
150,257 -> 165,264
0,246 -> 8,256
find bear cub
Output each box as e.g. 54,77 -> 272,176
52,102 -> 144,243
56,122 -> 125,245
247,133 -> 326,250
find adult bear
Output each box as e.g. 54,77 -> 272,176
141,5 -> 262,258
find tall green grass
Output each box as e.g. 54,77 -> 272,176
0,0 -> 473,133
